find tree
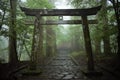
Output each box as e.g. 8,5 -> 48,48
90,25 -> 102,54
98,0 -> 111,55
23,0 -> 54,67
9,0 -> 18,64
109,0 -> 120,55
26,0 -> 53,9
46,26 -> 56,57
69,25 -> 84,52
0,0 -> 8,30
71,0 -> 99,8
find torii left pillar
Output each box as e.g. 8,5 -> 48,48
30,15 -> 44,70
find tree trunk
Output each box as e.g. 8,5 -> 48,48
9,0 -> 18,64
71,35 -> 75,52
74,32 -> 81,52
103,36 -> 111,55
95,40 -> 101,54
52,26 -> 57,55
70,27 -> 81,52
101,0 -> 111,55
46,26 -> 56,57
110,0 -> 120,69
111,0 -> 120,55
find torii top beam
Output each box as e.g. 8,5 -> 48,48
20,6 -> 101,16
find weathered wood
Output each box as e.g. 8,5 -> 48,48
25,20 -> 98,25
20,5 -> 101,16
36,17 -> 44,64
81,16 -> 94,71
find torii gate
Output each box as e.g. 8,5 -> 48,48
20,6 -> 101,73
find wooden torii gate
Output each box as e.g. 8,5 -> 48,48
20,6 -> 101,73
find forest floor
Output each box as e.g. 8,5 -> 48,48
1,50 -> 120,80
17,50 -> 87,80
0,61 -> 28,80
95,54 -> 120,78
72,52 -> 120,80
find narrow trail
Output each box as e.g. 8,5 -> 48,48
19,50 -> 85,80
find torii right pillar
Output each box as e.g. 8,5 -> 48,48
82,16 -> 94,71
81,16 -> 102,77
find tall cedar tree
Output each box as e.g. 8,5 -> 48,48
9,0 -> 18,64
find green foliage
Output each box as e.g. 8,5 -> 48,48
16,0 -> 55,60
0,0 -> 9,29
70,0 -> 99,8
56,25 -> 70,45
0,0 -> 8,12
70,0 -> 118,55
0,0 -> 118,62
26,0 -> 54,9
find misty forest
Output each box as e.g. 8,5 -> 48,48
0,0 -> 120,80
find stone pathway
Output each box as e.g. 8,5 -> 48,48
19,50 -> 85,80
